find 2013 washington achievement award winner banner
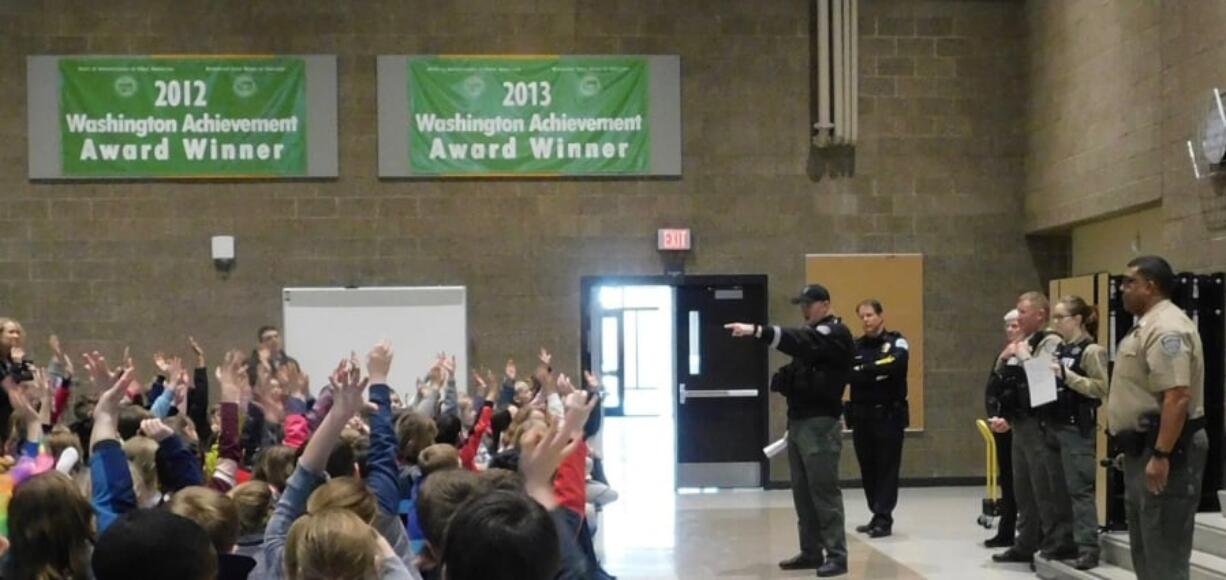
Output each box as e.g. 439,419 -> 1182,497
28,55 -> 339,179
377,55 -> 681,178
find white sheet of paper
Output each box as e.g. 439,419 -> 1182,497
1023,355 -> 1058,407
764,432 -> 788,458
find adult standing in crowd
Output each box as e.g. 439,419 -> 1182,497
983,309 -> 1022,549
1048,295 -> 1109,570
726,283 -> 854,578
247,325 -> 297,387
1106,256 -> 1208,580
846,299 -> 909,538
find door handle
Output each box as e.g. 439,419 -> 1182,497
678,384 -> 759,404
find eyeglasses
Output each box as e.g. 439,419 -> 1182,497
1051,314 -> 1069,321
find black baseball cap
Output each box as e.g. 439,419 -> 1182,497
790,284 -> 831,304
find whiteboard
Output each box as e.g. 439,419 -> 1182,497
282,286 -> 467,397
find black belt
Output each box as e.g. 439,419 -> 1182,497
1114,416 -> 1206,457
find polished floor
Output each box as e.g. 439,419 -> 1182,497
596,416 -> 1040,579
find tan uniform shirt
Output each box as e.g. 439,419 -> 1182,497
1106,300 -> 1205,434
1062,342 -> 1110,400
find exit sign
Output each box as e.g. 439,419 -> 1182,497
657,228 -> 692,251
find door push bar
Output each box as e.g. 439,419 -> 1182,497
678,383 -> 759,404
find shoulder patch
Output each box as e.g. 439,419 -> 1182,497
1160,335 -> 1184,356
817,325 -> 832,336
894,337 -> 909,351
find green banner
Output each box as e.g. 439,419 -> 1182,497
409,57 -> 649,175
60,57 -> 308,177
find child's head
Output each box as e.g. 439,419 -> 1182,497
168,486 -> 241,555
123,435 -> 159,501
93,509 -> 218,580
434,414 -> 462,447
442,490 -> 560,580
512,380 -> 534,406
307,476 -> 377,524
47,424 -> 83,463
284,508 -> 381,580
458,395 -> 475,428
229,480 -> 276,537
418,443 -> 461,476
72,396 -> 97,423
395,411 -> 437,465
252,445 -> 298,492
417,469 -> 490,564
7,471 -> 94,580
117,405 -> 153,440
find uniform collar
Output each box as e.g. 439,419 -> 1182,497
810,314 -> 838,327
860,329 -> 889,342
1136,299 -> 1175,330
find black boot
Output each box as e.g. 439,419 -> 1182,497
778,554 -> 822,570
815,560 -> 848,577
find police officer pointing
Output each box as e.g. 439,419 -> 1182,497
846,299 -> 909,538
1106,256 -> 1209,580
726,284 -> 854,578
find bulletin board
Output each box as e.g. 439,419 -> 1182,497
806,254 -> 925,430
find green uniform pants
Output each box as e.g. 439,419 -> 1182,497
1048,423 -> 1100,557
787,415 -> 847,564
1012,416 -> 1074,555
1123,429 -> 1208,580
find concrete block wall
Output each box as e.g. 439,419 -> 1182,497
0,0 -> 1040,483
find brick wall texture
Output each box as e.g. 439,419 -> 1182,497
1025,0 -> 1226,277
0,0 -> 1041,483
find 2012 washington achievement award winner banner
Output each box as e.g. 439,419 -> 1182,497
377,55 -> 681,178
28,55 -> 338,179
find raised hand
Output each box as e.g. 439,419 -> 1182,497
505,358 -> 517,380
331,358 -> 370,418
471,370 -> 487,391
188,336 -> 205,367
556,373 -> 576,396
82,351 -> 116,390
584,370 -> 601,392
216,350 -> 247,404
440,353 -> 455,376
140,418 -> 175,442
48,335 -> 74,376
562,389 -> 598,437
538,347 -> 552,368
519,420 -> 580,509
367,340 -> 394,384
2,375 -> 38,420
153,352 -> 170,375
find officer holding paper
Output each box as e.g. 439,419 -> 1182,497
988,291 -> 1075,566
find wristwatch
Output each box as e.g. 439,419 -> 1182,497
1151,447 -> 1172,459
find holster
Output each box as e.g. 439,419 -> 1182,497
1115,414 -> 1207,458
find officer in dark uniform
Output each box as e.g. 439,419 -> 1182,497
727,284 -> 854,578
846,299 -> 909,538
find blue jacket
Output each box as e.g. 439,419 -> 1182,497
90,439 -> 136,532
155,434 -> 204,493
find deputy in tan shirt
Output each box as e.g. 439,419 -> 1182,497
1105,256 -> 1208,580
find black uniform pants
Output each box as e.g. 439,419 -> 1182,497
993,430 -> 1017,538
851,411 -> 905,526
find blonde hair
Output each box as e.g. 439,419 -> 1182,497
0,317 -> 23,353
47,425 -> 84,466
253,445 -> 298,492
284,508 -> 380,580
123,436 -> 159,500
1018,291 -> 1050,313
1003,308 -> 1019,323
307,476 -> 377,524
168,486 -> 240,554
418,443 -> 461,477
229,480 -> 276,536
